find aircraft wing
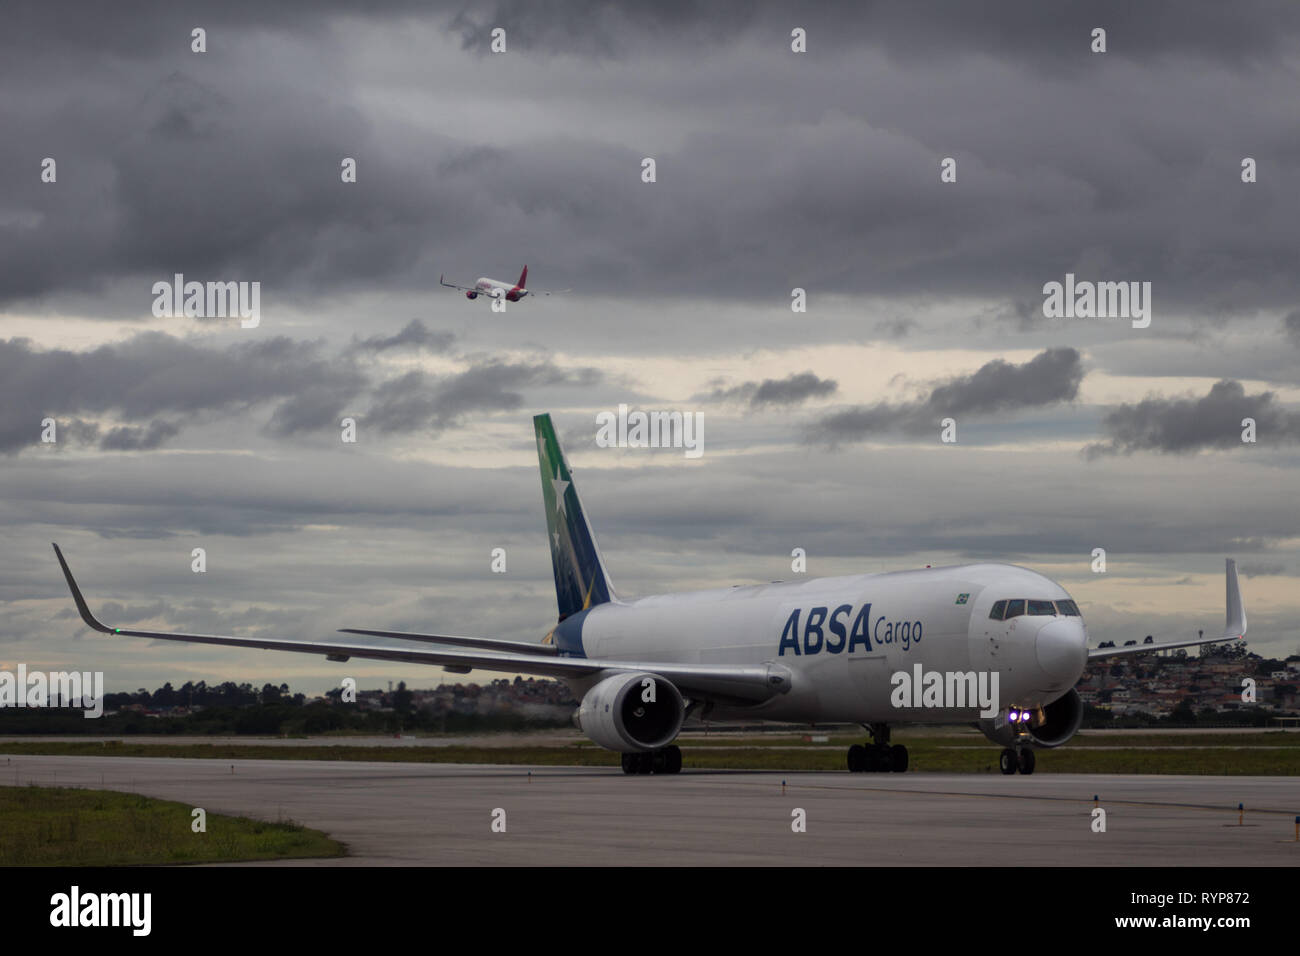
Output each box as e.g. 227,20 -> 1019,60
53,544 -> 787,704
1087,558 -> 1248,660
339,627 -> 558,656
438,274 -> 486,294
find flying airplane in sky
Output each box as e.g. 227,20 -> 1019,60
439,265 -> 564,302
53,414 -> 1248,776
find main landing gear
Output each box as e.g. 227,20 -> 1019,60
999,746 -> 1036,775
621,745 -> 683,775
847,723 -> 908,773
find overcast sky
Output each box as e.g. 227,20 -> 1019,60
3,0 -> 1299,696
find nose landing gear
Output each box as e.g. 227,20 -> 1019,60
847,723 -> 908,773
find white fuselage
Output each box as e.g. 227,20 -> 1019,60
562,563 -> 1088,724
475,277 -> 527,299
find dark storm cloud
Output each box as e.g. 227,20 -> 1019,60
1085,380 -> 1300,457
811,347 -> 1083,443
0,333 -> 366,453
445,0 -> 1300,63
0,67 -> 459,307
438,360 -> 599,418
875,318 -> 915,340
99,419 -> 181,451
365,360 -> 602,434
349,320 -> 455,354
7,0 -> 1299,62
63,419 -> 101,447
0,330 -> 594,450
708,371 -> 837,407
928,348 -> 1084,411
263,383 -> 363,438
1285,311 -> 1300,347
3,1 -> 1300,319
1,0 -> 431,60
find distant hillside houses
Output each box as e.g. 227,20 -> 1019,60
1076,649 -> 1299,720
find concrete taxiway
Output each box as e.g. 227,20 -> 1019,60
3,755 -> 1297,865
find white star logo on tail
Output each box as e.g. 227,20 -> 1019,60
551,471 -> 569,515
539,432 -> 569,515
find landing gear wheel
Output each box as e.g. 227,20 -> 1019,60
662,745 -> 683,774
890,744 -> 909,773
847,744 -> 866,773
999,748 -> 1018,775
625,747 -> 683,775
1017,748 -> 1036,775
876,745 -> 894,773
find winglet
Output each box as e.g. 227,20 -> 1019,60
51,543 -> 115,634
1224,557 -> 1247,641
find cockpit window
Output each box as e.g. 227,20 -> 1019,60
989,599 -> 1007,620
1027,599 -> 1056,616
1004,599 -> 1026,619
1055,599 -> 1080,616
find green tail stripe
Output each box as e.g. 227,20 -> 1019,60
534,414 -> 616,620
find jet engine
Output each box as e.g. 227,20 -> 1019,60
977,687 -> 1083,749
465,291 -> 477,300
576,672 -> 685,752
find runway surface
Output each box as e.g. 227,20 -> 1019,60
4,755 -> 1298,865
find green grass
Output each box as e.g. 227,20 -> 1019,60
0,732 -> 1296,774
683,730 -> 1300,749
0,786 -> 345,866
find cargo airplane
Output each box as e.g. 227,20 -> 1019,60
53,414 -> 1247,776
439,265 -> 564,302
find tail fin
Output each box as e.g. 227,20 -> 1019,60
517,265 -> 528,288
533,413 -> 617,620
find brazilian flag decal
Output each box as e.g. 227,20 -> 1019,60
534,414 -> 617,620
955,593 -> 970,605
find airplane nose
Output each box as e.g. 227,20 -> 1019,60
1035,618 -> 1087,682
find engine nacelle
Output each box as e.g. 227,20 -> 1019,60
576,672 -> 685,753
465,291 -> 478,300
977,687 -> 1083,749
